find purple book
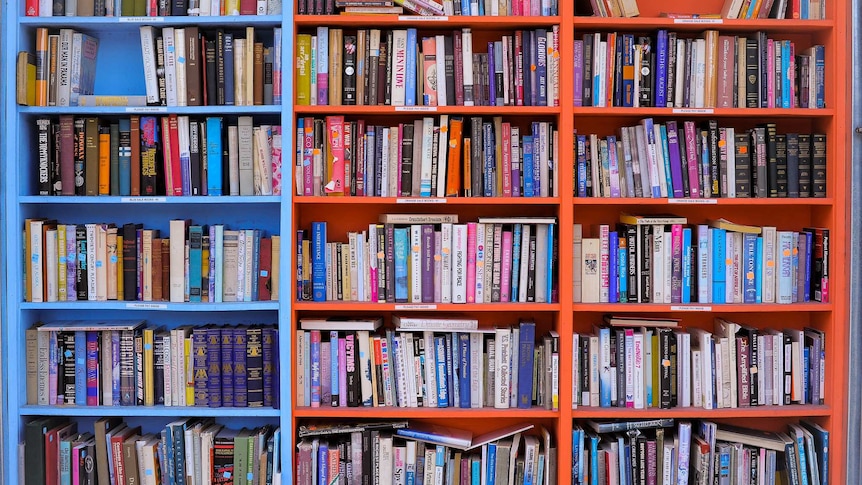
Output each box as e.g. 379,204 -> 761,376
607,135 -> 621,198
321,341 -> 332,406
683,121 -> 701,198
487,42 -> 497,106
111,331 -> 120,406
233,326 -> 248,407
574,40 -> 584,107
670,224 -> 683,303
192,327 -> 209,406
221,327 -> 234,407
263,326 -> 276,408
421,224 -> 435,303
666,121 -> 685,198
66,225 -> 77,300
207,326 -> 222,407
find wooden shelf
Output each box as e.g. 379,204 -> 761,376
293,196 -> 560,205
572,302 -> 832,312
294,302 -> 561,311
571,404 -> 832,419
572,107 -> 835,117
294,406 -> 559,418
294,14 -> 561,27
294,105 -> 561,116
573,197 -> 834,206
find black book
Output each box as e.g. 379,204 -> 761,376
76,224 -> 88,300
444,35 -> 456,105
74,117 -> 86,195
811,133 -> 827,197
246,326 -> 264,406
52,121 -> 62,195
764,123 -> 779,198
659,328 -> 673,408
522,31 -> 533,106
786,133 -> 800,197
580,337 -> 590,404
683,38 -> 693,108
400,123 -> 414,196
583,34 -> 593,107
759,32 -> 769,108
613,34 -> 623,107
615,328 -> 626,407
342,35 -> 357,105
775,133 -> 788,197
204,39 -> 217,106
797,133 -> 812,197
62,331 -> 76,404
122,223 -> 142,301
36,118 -> 51,196
189,120 -> 201,195
383,33 -> 393,106
155,36 -> 167,105
734,132 -> 752,197
154,330 -> 166,405
617,223 -> 638,303
216,30 -> 226,106
745,38 -> 760,108
171,0 -> 185,15
384,224 -> 396,303
677,127 -> 690,197
752,126 -> 767,198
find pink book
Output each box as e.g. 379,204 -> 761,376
717,36 -> 735,108
422,37 -> 438,106
325,116 -> 345,194
338,337 -> 348,407
271,125 -> 283,196
625,328 -> 634,408
370,228 -> 379,303
500,231 -> 513,302
501,123 -> 512,197
356,120 -> 366,196
396,125 -> 403,197
767,39 -> 775,108
434,232 -> 442,303
683,121 -> 701,198
788,42 -> 797,108
66,225 -> 77,301
671,224 -> 683,303
597,224 -> 609,302
303,118 -> 314,196
466,222 -> 477,303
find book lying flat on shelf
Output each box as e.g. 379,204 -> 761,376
392,316 -> 479,330
395,423 -> 533,451
297,420 -> 408,437
299,317 -> 384,331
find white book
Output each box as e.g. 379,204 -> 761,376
467,333 -> 481,408
624,330 -> 634,407
714,339 -> 725,408
30,220 -> 46,303
379,435 -> 394,484
676,422 -> 692,485
452,224 -> 468,303
663,229 -> 672,303
572,333 -> 581,408
757,334 -> 767,405
587,335 -> 599,407
237,116 -> 255,196
356,330 -> 374,406
422,448 -> 436,485
419,117 -> 435,197
254,125 -> 274,195
162,28 -> 178,107
633,332 -> 644,409
441,224 -> 453,303
405,442 -> 417,485
674,39 -> 686,108
535,224 -> 549,303
38,0 -> 51,15
435,115 -> 449,197
518,224 -> 531,302
461,29 -> 474,106
573,224 -> 583,303
633,125 -> 652,196
422,331 -> 438,407
690,328 -> 714,410
494,328 -> 511,409
677,331 -> 691,407
235,232 -> 246,302
174,29 -> 188,107
691,349 -> 702,408
435,35 -> 447,106
474,223 -> 486,303
244,230 -> 254,301
45,228 -> 58,302
139,27 -> 159,105
95,224 -> 107,301
368,225 -> 378,302
762,226 -> 777,303
390,30 -> 408,107
580,238 -> 600,303
169,219 -> 188,302
773,332 -> 783,405
593,38 -> 604,107
227,126 -> 240,196
652,226 -> 664,303
733,232 -> 744,303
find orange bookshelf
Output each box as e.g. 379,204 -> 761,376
289,0 -> 850,480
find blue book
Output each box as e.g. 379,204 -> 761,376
405,29 -> 418,106
511,224 -> 522,299
309,330 -> 321,406
712,228 -> 727,303
85,331 -> 99,406
205,117 -> 223,195
188,225 -> 203,302
522,136 -> 535,197
597,326 -> 612,407
618,241 -> 628,303
318,441 -> 329,485
792,428 -> 811,485
517,321 -> 536,408
813,45 -> 825,108
394,228 -> 409,302
782,41 -> 792,108
458,334 -> 471,409
171,421 -> 187,485
536,30 -> 547,106
233,326 -> 248,407
546,223 -> 555,302
621,34 -> 635,107
206,326 -> 222,408
483,122 -> 495,196
330,330 -> 339,407
486,443 -> 497,485
576,135 -> 588,197
743,233 -> 758,303
117,118 -> 131,195
803,346 -> 810,403
588,432 -> 600,485
444,334 -> 455,406
434,336 -> 449,407
74,331 -> 86,406
608,231 -> 618,303
682,228 -> 692,304
800,421 -> 829,485
471,457 -> 481,485
655,30 -> 668,108
487,42 -> 497,106
311,222 -> 327,301
223,34 -> 235,106
659,124 -> 673,195
192,328 -> 209,406
755,236 -> 763,303
162,426 -> 175,485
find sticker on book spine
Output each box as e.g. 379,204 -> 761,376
398,15 -> 448,20
673,18 -> 723,23
119,16 -> 165,22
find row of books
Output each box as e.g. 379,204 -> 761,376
297,216 -> 558,303
25,219 -> 281,303
573,31 -> 825,109
571,419 -> 827,485
296,27 -> 560,108
296,422 -> 555,485
571,318 -> 825,410
576,0 -> 638,17
140,26 -> 283,107
34,116 -> 283,197
26,321 -> 279,408
18,29 -> 98,108
295,116 -> 558,198
23,417 -> 282,485
296,318 -> 560,410
720,0 -> 824,19
574,121 -> 827,199
25,0 -> 282,16
572,216 -> 830,304
300,0 -> 558,16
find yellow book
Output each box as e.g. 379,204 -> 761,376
35,28 -> 49,106
58,225 -> 67,301
271,235 -> 280,301
143,328 -> 154,406
295,35 -> 312,105
225,0 -> 239,15
17,52 -> 36,106
708,218 -> 762,234
185,336 -> 195,406
117,235 -> 124,300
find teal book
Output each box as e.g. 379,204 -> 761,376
188,225 -> 203,302
206,117 -> 223,196
394,227 -> 409,303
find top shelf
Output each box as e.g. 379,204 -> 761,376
293,14 -> 560,27
18,14 -> 283,27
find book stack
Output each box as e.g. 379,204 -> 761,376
24,219 -> 281,303
23,417 -> 281,485
297,215 -> 557,303
26,321 -> 280,408
296,317 -> 560,409
296,27 -> 560,107
296,422 -> 555,485
573,31 -> 825,109
140,26 -> 282,107
296,116 -> 558,198
17,28 -> 99,108
571,420 -> 828,485
34,116 -> 282,197
574,121 -> 826,199
24,0 -> 282,17
300,0 -> 558,15
575,0 -> 639,17
571,316 -> 824,410
573,216 -> 829,304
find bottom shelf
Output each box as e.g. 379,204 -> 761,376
19,404 -> 283,417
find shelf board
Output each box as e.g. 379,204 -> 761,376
19,14 -> 284,27
572,107 -> 834,117
19,195 -> 282,204
572,17 -> 833,32
573,197 -> 834,206
19,405 -> 282,417
294,14 -> 560,27
294,302 -> 561,311
572,404 -> 831,419
294,105 -> 560,116
572,302 -> 832,312
294,406 -> 558,418
293,196 -> 560,205
19,105 -> 282,115
20,301 -> 280,311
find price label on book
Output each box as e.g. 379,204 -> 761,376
119,16 -> 165,21
670,305 -> 712,312
126,107 -> 167,113
395,106 -> 438,112
396,198 -> 447,204
399,15 -> 448,21
121,196 -> 167,203
126,303 -> 168,310
673,18 -> 723,24
672,108 -> 714,114
668,198 -> 718,204
395,304 -> 437,310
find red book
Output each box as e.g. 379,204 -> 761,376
163,114 -> 183,196
258,237 -> 272,300
45,422 -> 77,485
110,426 -> 140,485
26,0 -> 38,15
240,0 -> 256,14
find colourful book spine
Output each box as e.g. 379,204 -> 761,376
394,227 -> 409,303
743,233 -> 758,303
522,135 -> 534,197
682,228 -> 692,304
510,224 -> 522,300
188,225 -> 203,302
421,225 -> 435,303
330,330 -> 340,407
325,116 -> 345,194
74,331 -> 87,405
221,328 -> 234,407
671,224 -> 683,303
500,230 -> 513,302
405,29 -> 418,106
466,223 -> 477,303
66,225 -> 77,301
655,30 -> 668,108
608,231 -> 618,303
434,336 -> 449,407
712,228 -> 726,303
233,326 -> 248,407
302,118 -> 314,196
316,27 -> 329,105
311,222 -> 327,301
458,333 -> 471,408
264,326 -> 277,408
309,330 -> 321,407
206,117 -> 223,196
619,236 -> 628,303
85,331 -> 99,406
517,321 -> 536,408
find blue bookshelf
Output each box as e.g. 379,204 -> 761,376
1,2 -> 293,482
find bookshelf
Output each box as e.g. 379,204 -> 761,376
1,3 -> 291,484
290,0 -> 848,483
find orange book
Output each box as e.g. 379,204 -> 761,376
98,125 -> 110,195
35,28 -> 48,106
462,138 -> 471,197
445,117 -> 463,196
